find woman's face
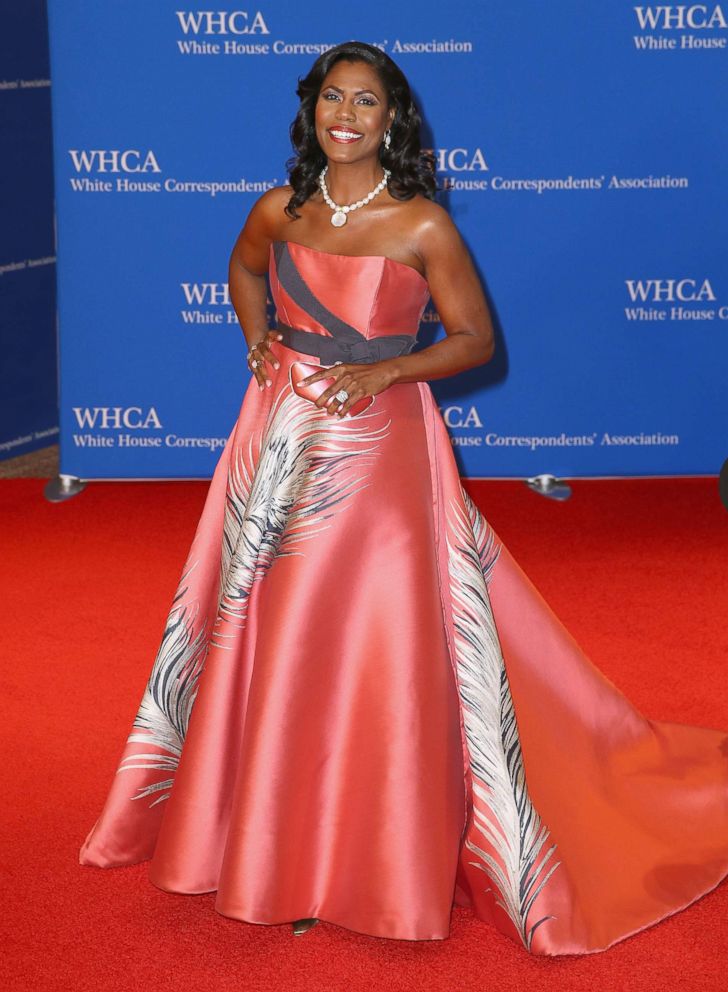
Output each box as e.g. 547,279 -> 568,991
314,59 -> 394,166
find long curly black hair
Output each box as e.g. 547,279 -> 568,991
285,41 -> 436,220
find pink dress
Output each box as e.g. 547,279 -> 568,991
79,240 -> 728,955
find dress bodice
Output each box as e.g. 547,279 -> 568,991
268,240 -> 431,349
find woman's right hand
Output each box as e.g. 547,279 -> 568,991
247,330 -> 284,390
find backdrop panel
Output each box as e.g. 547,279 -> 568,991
47,1 -> 728,479
0,0 -> 58,462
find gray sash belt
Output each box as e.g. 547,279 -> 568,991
272,240 -> 416,365
275,321 -> 415,365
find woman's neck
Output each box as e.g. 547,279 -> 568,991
323,159 -> 386,205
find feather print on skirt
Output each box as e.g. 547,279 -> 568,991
120,588 -> 208,809
117,383 -> 390,807
446,492 -> 562,951
214,384 -> 390,647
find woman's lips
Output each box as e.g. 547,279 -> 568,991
327,128 -> 364,144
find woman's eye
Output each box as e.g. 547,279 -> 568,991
321,92 -> 376,106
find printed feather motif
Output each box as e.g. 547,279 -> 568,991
213,385 -> 389,646
119,565 -> 208,806
116,386 -> 389,804
447,490 -> 561,950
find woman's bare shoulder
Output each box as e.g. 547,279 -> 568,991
394,194 -> 463,267
230,186 -> 295,272
408,195 -> 458,239
246,185 -> 294,235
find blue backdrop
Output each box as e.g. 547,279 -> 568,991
0,0 -> 58,462
46,1 -> 728,479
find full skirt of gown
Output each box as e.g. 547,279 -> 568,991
79,240 -> 728,956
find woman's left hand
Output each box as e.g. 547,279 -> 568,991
296,361 -> 398,417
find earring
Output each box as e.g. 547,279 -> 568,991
383,129 -> 391,149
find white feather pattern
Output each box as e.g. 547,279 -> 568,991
447,489 -> 561,950
118,563 -> 209,807
212,385 -> 389,646
115,386 -> 389,805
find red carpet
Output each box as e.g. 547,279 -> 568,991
2,477 -> 726,991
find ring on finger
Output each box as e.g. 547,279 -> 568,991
334,388 -> 349,403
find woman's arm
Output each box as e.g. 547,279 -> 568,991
227,188 -> 287,389
387,201 -> 495,384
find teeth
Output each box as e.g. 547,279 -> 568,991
330,129 -> 362,139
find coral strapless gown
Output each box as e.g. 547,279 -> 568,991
79,240 -> 728,956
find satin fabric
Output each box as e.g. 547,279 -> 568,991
79,240 -> 728,955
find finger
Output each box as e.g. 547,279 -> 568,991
314,387 -> 337,409
298,371 -> 338,389
314,378 -> 353,409
248,350 -> 271,390
256,341 -> 280,372
252,364 -> 267,391
296,371 -> 321,386
335,388 -> 364,417
307,361 -> 348,384
250,346 -> 276,386
296,364 -> 343,387
324,381 -> 360,415
263,335 -> 282,367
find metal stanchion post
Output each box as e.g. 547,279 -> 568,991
525,474 -> 572,501
44,474 -> 86,503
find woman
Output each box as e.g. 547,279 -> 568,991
79,42 -> 728,956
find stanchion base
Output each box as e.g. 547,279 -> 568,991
44,474 -> 87,503
525,474 -> 572,501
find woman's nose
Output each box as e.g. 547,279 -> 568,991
335,102 -> 356,120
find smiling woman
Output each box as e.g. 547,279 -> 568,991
280,50 -> 439,255
79,40 -> 728,958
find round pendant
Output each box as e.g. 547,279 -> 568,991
331,210 -> 347,228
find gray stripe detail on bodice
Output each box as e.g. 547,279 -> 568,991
272,240 -> 416,365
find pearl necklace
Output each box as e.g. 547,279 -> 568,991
318,165 -> 391,227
